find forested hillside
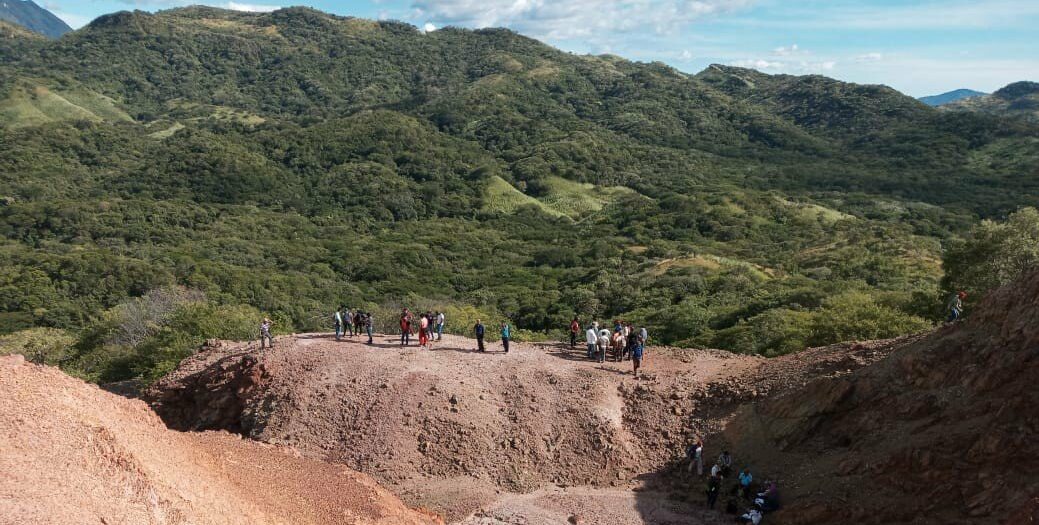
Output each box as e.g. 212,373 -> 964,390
2,6 -> 1038,382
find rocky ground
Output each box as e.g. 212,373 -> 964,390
0,354 -> 442,525
725,270 -> 1039,524
145,330 -> 906,523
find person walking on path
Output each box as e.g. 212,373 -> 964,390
632,334 -> 645,378
474,319 -> 486,352
334,306 -> 344,341
501,322 -> 511,353
400,308 -> 412,346
344,307 -> 354,337
947,291 -> 967,323
639,326 -> 648,352
259,317 -> 274,349
435,311 -> 445,340
706,472 -> 721,510
419,313 -> 430,348
585,323 -> 598,359
569,317 -> 581,348
364,312 -> 373,344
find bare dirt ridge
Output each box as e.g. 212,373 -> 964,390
145,331 -> 904,523
727,269 -> 1039,524
0,354 -> 442,525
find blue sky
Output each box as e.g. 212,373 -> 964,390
45,0 -> 1039,97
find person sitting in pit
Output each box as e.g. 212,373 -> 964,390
736,508 -> 762,524
754,481 -> 780,512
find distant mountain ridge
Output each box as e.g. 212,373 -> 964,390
0,0 -> 70,38
919,88 -> 987,106
942,80 -> 1039,122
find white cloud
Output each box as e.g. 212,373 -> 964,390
772,43 -> 799,56
679,49 -> 694,61
855,52 -> 883,62
422,22 -> 437,32
225,1 -> 280,12
730,58 -> 836,73
410,0 -> 756,40
730,59 -> 782,69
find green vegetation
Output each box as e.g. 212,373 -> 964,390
0,7 -> 1036,382
942,207 -> 1039,301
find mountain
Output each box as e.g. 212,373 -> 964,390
918,88 -> 987,106
0,6 -> 1038,382
943,81 -> 1039,122
0,0 -> 71,38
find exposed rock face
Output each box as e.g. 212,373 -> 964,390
0,355 -> 442,525
726,269 -> 1039,524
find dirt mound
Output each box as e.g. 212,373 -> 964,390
145,332 -> 899,522
0,354 -> 442,525
726,270 -> 1039,524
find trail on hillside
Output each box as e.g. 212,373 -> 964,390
147,332 -> 902,523
0,354 -> 441,525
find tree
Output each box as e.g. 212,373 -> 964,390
942,207 -> 1039,299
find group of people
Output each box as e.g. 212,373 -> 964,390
334,306 -> 374,344
571,318 -> 649,378
686,437 -> 780,524
398,308 -> 446,348
473,318 -> 511,353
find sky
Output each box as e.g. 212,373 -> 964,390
42,0 -> 1039,97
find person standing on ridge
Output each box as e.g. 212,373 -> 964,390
626,326 -> 639,362
585,322 -> 598,359
259,317 -> 274,349
474,319 -> 486,352
419,313 -> 430,348
947,291 -> 967,323
343,307 -> 353,337
501,322 -> 511,353
400,308 -> 412,346
334,306 -> 344,341
598,328 -> 611,365
569,317 -> 580,348
353,310 -> 363,338
364,312 -> 373,344
631,331 -> 645,379
435,311 -> 445,341
639,326 -> 648,354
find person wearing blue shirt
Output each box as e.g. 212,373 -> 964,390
474,319 -> 486,352
738,468 -> 753,498
500,322 -> 511,353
